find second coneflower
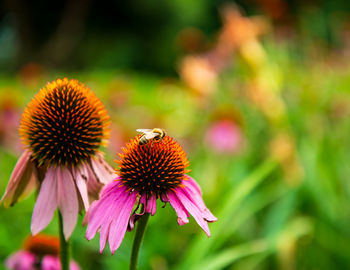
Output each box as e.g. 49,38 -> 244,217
1,78 -> 114,239
85,130 -> 217,256
5,234 -> 80,270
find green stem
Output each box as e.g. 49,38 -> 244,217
58,211 -> 70,270
130,213 -> 150,270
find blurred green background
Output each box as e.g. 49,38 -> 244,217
1,0 -> 350,269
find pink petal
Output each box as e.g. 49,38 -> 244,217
99,219 -> 113,253
108,190 -> 137,254
5,250 -> 37,270
173,188 -> 212,236
100,177 -> 122,198
183,176 -> 217,222
167,191 -> 189,225
183,175 -> 202,195
85,181 -> 127,240
31,167 -> 58,236
41,255 -> 60,270
85,197 -> 113,242
99,187 -> 132,252
140,194 -> 146,204
90,153 -> 115,185
1,150 -> 36,207
144,194 -> 157,216
85,180 -> 137,254
73,164 -> 90,211
57,168 -> 79,240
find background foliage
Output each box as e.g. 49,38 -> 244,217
1,0 -> 350,269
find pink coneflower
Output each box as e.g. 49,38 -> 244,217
1,78 -> 114,239
85,132 -> 217,254
5,234 -> 80,270
205,119 -> 242,154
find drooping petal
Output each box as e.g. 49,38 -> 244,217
85,181 -> 128,240
99,220 -> 112,253
5,250 -> 37,270
144,194 -> 157,216
31,167 -> 58,236
85,180 -> 137,254
99,187 -> 133,252
167,191 -> 189,226
1,150 -> 36,207
108,190 -> 137,254
172,187 -> 212,236
183,175 -> 202,195
57,168 -> 79,240
73,164 -> 90,211
183,176 -> 217,222
128,211 -> 144,232
90,153 -> 115,185
128,195 -> 145,231
100,191 -> 136,253
84,199 -> 107,238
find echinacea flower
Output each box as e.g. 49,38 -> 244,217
5,234 -> 80,270
85,133 -> 217,254
1,78 -> 114,239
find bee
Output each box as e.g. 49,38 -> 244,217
136,128 -> 166,145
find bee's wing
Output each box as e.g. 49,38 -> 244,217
144,132 -> 158,139
136,129 -> 153,134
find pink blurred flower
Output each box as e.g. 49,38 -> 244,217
85,135 -> 217,254
5,251 -> 36,270
41,256 -> 80,270
6,252 -> 80,270
205,120 -> 242,154
1,79 -> 114,240
5,234 -> 80,270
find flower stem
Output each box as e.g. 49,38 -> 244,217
58,211 -> 70,270
130,213 -> 150,270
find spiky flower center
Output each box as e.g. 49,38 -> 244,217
20,78 -> 109,166
117,136 -> 190,197
24,235 -> 60,256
